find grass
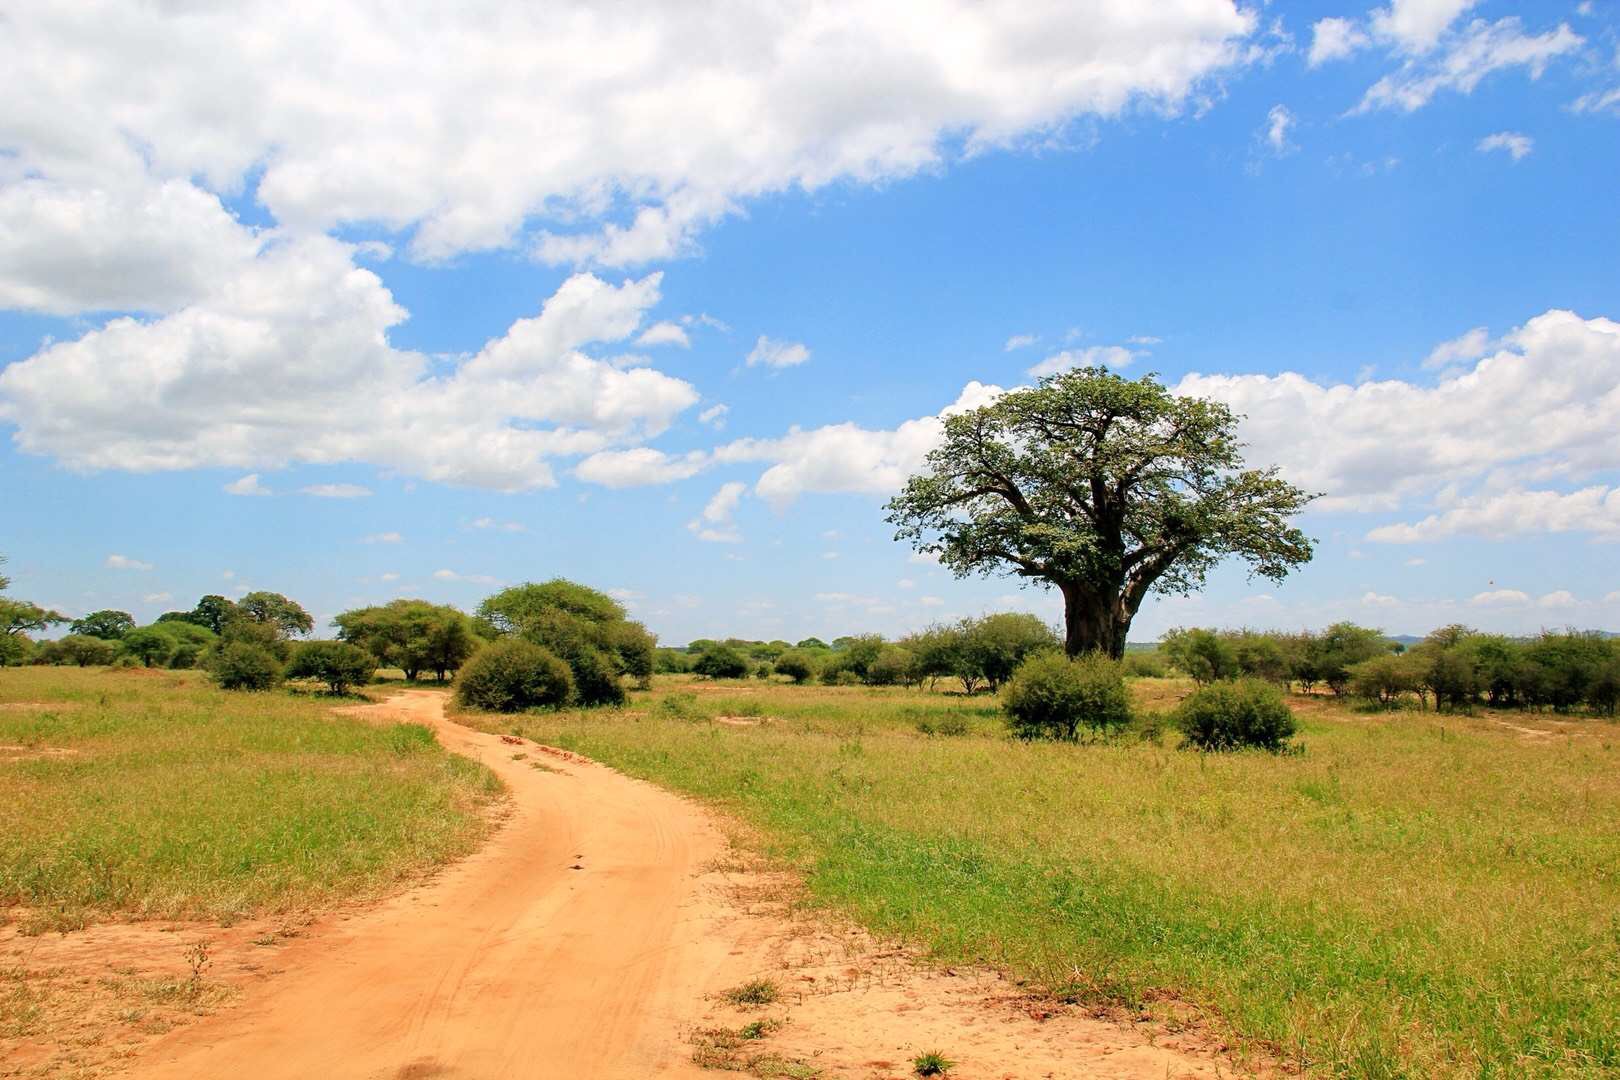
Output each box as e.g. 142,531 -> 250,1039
0,666 -> 501,925
912,1050 -> 954,1076
459,674 -> 1620,1079
721,978 -> 780,1008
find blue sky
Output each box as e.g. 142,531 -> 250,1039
2,0 -> 1618,644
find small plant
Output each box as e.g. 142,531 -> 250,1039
913,1050 -> 955,1076
722,978 -> 779,1007
1002,651 -> 1131,740
184,939 -> 212,988
1175,677 -> 1297,751
738,1017 -> 780,1039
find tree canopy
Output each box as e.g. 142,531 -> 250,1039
886,367 -> 1314,658
236,591 -> 314,637
476,580 -> 655,706
70,609 -> 135,640
335,599 -> 478,681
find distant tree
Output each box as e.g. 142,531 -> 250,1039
795,637 -> 829,650
147,620 -> 218,649
237,592 -> 314,637
887,367 -> 1314,658
476,580 -> 654,706
41,634 -> 120,667
121,627 -> 176,667
187,595 -> 238,634
286,641 -> 377,695
1,597 -> 67,639
454,640 -> 573,712
1162,627 -> 1239,685
692,644 -> 749,679
1308,622 -> 1387,696
866,646 -> 919,687
335,599 -> 478,682
897,624 -> 965,691
1348,653 -> 1419,708
959,613 -> 1059,692
772,649 -> 818,684
208,642 -> 283,690
70,609 -> 135,640
0,555 -> 9,593
0,632 -> 32,666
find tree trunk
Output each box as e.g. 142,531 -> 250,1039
1059,582 -> 1131,660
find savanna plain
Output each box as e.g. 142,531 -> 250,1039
4,663 -> 1617,1078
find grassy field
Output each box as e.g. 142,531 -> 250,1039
0,667 -> 501,929
459,675 -> 1620,1079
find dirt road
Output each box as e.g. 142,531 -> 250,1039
113,691 -> 1234,1080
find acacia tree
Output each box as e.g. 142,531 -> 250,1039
886,367 -> 1314,659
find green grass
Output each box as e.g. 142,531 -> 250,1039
462,675 -> 1620,1078
1,666 -> 501,924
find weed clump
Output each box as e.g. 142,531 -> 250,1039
454,640 -> 574,712
721,978 -> 779,1008
913,1050 -> 955,1076
1002,652 -> 1131,740
1174,678 -> 1296,752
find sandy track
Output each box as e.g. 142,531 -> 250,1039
112,691 -> 1234,1080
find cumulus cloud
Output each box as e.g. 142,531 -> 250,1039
1422,326 -> 1491,369
1027,345 -> 1139,378
1367,486 -> 1620,543
1472,588 -> 1529,606
470,517 -> 526,533
0,243 -> 699,491
1538,589 -> 1578,609
746,336 -> 811,370
433,569 -> 498,585
1477,131 -> 1533,161
1370,0 -> 1478,54
302,484 -> 373,499
698,404 -> 730,430
1362,591 -> 1400,607
1178,309 -> 1620,513
688,481 -> 747,543
1309,17 -> 1370,65
0,2 -> 1260,278
144,592 -> 172,604
105,554 -> 153,571
224,474 -> 273,497
635,321 -> 690,348
576,447 -> 707,488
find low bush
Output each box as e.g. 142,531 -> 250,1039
692,644 -> 749,679
1002,651 -> 1131,741
453,639 -> 573,712
569,645 -> 628,706
1122,650 -> 1168,678
208,642 -> 284,691
1174,678 -> 1296,752
772,649 -> 817,683
866,646 -> 918,686
286,640 -> 378,695
121,626 -> 176,667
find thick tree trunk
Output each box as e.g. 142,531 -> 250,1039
1059,582 -> 1131,660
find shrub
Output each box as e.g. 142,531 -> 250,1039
39,634 -> 121,667
120,627 -> 176,667
959,614 -> 1060,692
692,644 -> 749,679
453,639 -> 573,712
112,653 -> 141,669
866,646 -> 918,686
208,642 -> 284,691
772,649 -> 817,684
286,641 -> 378,695
1175,678 -> 1296,751
168,642 -> 203,669
1003,651 -> 1131,741
1121,650 -> 1168,678
0,632 -> 33,666
569,646 -> 628,706
1162,627 -> 1238,685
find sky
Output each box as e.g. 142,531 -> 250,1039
2,0 -> 1619,645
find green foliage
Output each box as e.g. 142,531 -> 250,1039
1002,651 -> 1131,740
1121,650 -> 1168,678
37,634 -> 120,667
866,646 -> 918,687
286,641 -> 377,695
897,623 -> 965,689
207,642 -> 284,691
795,637 -> 829,650
168,642 -> 204,670
1,597 -> 68,638
147,620 -> 218,648
453,639 -> 573,712
886,366 -> 1314,657
69,609 -> 135,640
913,1051 -> 954,1076
772,649 -> 817,684
1161,627 -> 1238,685
185,595 -> 238,635
0,631 -> 33,666
236,591 -> 315,636
120,627 -> 176,667
476,580 -> 651,706
1305,622 -> 1388,696
1349,652 -> 1421,708
653,647 -> 694,674
217,613 -> 294,661
1174,678 -> 1296,751
958,613 -> 1059,692
692,644 -> 750,679
335,599 -> 478,681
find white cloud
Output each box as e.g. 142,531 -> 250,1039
0,3 -> 1264,281
1405,557 -> 1427,566
1371,0 -> 1477,54
1477,131 -> 1533,161
1178,309 -> 1620,513
1262,104 -> 1297,155
1027,345 -> 1139,378
1538,590 -> 1578,609
745,336 -> 811,370
1003,334 -> 1038,352
576,447 -> 707,487
302,483 -> 373,499
635,321 -> 690,348
361,531 -> 402,544
698,403 -> 730,430
0,243 -> 698,491
1367,486 -> 1620,543
918,595 -> 944,607
715,380 -> 1002,508
821,551 -> 840,560
224,473 -> 273,497
1361,591 -> 1400,607
1358,17 -> 1582,113
143,592 -> 172,604
897,578 -> 916,589
1309,17 -> 1370,65
105,554 -> 153,571
1472,588 -> 1530,606
470,517 -> 526,533
1423,326 -> 1491,369
1571,86 -> 1620,115
688,480 -> 746,543
433,569 -> 498,585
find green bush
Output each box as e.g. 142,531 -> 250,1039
38,634 -> 120,667
120,627 -> 176,667
692,644 -> 749,679
286,641 -> 378,695
0,632 -> 33,666
207,642 -> 284,691
453,639 -> 573,712
1175,678 -> 1296,751
569,646 -> 628,706
772,649 -> 817,683
1121,650 -> 1168,678
1002,651 -> 1131,740
168,642 -> 203,669
866,646 -> 918,686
